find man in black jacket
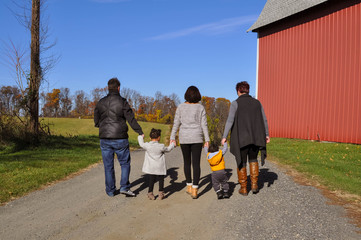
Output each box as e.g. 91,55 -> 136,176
94,78 -> 144,197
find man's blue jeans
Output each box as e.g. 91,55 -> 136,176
100,139 -> 131,196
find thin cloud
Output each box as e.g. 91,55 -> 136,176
147,15 -> 258,40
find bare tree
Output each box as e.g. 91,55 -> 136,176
92,87 -> 107,105
3,0 -> 59,135
1,41 -> 28,95
0,86 -> 21,114
28,0 -> 41,133
74,90 -> 90,117
59,87 -> 72,117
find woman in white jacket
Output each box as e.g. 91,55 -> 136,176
138,129 -> 174,200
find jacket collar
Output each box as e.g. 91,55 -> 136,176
237,93 -> 251,99
108,90 -> 120,96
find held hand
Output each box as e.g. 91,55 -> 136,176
266,136 -> 270,144
204,142 -> 209,148
221,138 -> 227,146
170,140 -> 176,146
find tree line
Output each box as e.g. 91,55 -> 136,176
0,84 -> 230,140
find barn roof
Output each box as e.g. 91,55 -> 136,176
248,0 -> 329,32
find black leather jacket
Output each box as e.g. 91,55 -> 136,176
94,90 -> 143,139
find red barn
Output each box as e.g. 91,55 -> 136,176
248,0 -> 361,144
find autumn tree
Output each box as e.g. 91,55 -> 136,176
153,91 -> 179,122
201,96 -> 230,143
41,88 -> 60,117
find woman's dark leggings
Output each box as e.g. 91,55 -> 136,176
148,174 -> 165,192
239,144 -> 260,169
180,143 -> 203,186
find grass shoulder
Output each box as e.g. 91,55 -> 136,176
267,138 -> 361,197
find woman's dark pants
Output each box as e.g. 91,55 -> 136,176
180,143 -> 203,186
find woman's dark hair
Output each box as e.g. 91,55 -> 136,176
108,78 -> 121,91
236,81 -> 250,94
208,142 -> 219,153
150,128 -> 161,139
184,86 -> 201,103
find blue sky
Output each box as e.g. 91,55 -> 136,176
0,0 -> 267,102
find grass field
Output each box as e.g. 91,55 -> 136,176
0,118 -> 171,204
267,138 -> 361,197
42,117 -> 171,145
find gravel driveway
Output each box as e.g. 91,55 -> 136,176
0,147 -> 360,240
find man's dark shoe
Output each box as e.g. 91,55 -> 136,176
223,191 -> 230,199
216,191 -> 223,200
120,190 -> 136,197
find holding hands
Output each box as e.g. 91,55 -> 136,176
170,139 -> 177,146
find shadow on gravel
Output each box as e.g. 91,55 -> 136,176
130,168 -> 187,199
258,168 -> 278,191
130,174 -> 149,195
198,174 -> 212,198
163,167 -> 187,199
225,169 -> 236,197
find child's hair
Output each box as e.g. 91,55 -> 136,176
208,142 -> 219,153
149,128 -> 161,139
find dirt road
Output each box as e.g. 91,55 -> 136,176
0,148 -> 360,240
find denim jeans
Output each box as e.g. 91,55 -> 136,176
100,139 -> 131,196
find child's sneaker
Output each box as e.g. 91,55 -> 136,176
223,191 -> 230,199
147,192 -> 155,200
158,191 -> 165,200
216,191 -> 223,200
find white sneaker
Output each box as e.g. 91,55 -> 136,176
120,190 -> 136,197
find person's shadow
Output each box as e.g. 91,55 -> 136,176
131,167 -> 186,199
163,167 -> 186,199
246,168 -> 278,193
132,167 -> 261,199
130,174 -> 148,195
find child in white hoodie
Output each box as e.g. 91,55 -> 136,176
138,128 -> 175,200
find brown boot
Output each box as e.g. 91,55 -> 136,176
186,185 -> 192,195
191,187 -> 198,199
249,162 -> 259,193
237,167 -> 248,196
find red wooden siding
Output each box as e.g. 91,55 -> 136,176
257,2 -> 361,144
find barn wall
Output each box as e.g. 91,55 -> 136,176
257,2 -> 361,144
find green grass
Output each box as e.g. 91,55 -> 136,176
267,138 -> 361,196
0,135 -> 101,204
0,118 -> 171,204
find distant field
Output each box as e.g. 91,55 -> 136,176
42,117 -> 172,144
